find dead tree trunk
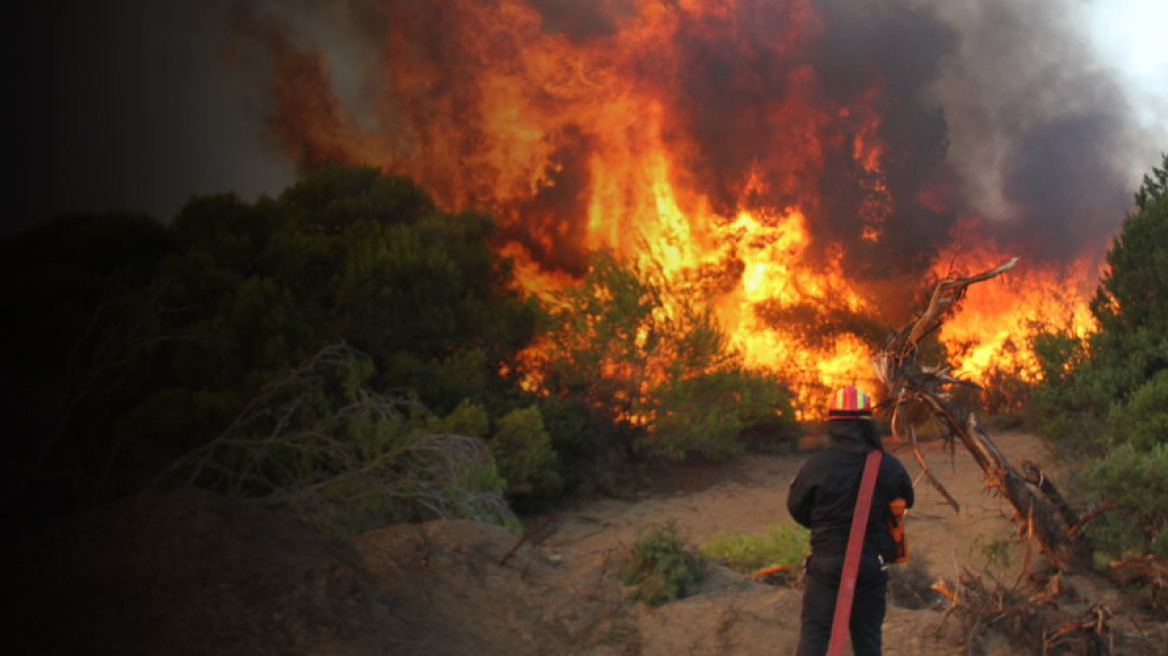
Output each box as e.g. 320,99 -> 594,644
874,258 -> 1091,572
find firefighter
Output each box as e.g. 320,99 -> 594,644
787,385 -> 914,656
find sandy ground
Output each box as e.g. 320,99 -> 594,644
534,430 -> 1057,655
549,430 -> 1056,584
6,430 -> 1100,656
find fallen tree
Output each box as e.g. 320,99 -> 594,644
872,257 -> 1092,572
868,258 -> 1155,651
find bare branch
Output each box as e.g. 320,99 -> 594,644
148,343 -> 518,535
875,257 -> 1091,573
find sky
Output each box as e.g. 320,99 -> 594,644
1085,0 -> 1168,163
5,0 -> 1167,237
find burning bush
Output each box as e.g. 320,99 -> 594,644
527,252 -> 796,463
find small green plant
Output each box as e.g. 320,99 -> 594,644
598,621 -> 640,647
701,523 -> 811,573
971,535 -> 1015,570
489,404 -> 562,502
622,521 -> 707,606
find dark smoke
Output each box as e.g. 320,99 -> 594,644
233,0 -> 1160,283
501,126 -> 596,277
528,0 -> 631,39
913,0 -> 1144,263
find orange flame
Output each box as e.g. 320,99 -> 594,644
241,0 -> 1107,416
933,237 -> 1100,388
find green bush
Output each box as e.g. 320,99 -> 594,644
1032,157 -> 1168,453
489,405 -> 562,505
428,399 -> 491,439
1104,367 -> 1168,451
641,368 -> 795,462
701,523 -> 810,573
1029,330 -> 1110,451
1081,442 -> 1168,560
622,521 -> 707,606
151,344 -> 520,536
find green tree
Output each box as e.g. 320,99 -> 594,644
260,167 -> 538,413
2,166 -> 547,538
1092,157 -> 1168,340
1034,154 -> 1168,451
1032,155 -> 1168,560
1134,154 -> 1168,211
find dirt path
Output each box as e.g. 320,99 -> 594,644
552,430 -> 1053,572
539,430 -> 1058,655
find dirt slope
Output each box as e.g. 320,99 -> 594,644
2,432 -> 1100,655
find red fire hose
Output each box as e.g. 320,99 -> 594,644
826,449 -> 883,656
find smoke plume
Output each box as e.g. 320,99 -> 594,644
228,0 -> 1159,303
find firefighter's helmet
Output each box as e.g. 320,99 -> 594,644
827,385 -> 873,421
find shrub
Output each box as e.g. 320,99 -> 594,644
1103,367 -> 1168,451
428,399 -> 490,439
641,368 -> 795,462
701,523 -> 810,573
622,521 -> 707,606
151,344 -> 520,536
489,405 -> 563,506
1081,442 -> 1168,560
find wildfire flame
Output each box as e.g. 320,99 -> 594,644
933,239 -> 1099,389
234,0 -> 1114,415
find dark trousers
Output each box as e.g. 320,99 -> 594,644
795,553 -> 888,656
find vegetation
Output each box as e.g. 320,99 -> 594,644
0,166 -> 540,537
701,523 -> 810,573
1081,443 -> 1168,560
535,253 -> 797,464
1032,154 -> 1168,560
0,164 -> 793,540
622,521 -> 707,606
146,344 -> 520,536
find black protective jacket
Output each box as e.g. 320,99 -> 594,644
787,419 -> 914,561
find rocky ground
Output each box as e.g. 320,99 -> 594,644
7,431 -> 1162,655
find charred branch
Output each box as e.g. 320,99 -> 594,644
875,257 -> 1093,573
1068,503 -> 1119,541
891,398 -> 960,512
936,568 -> 1112,655
1021,459 -> 1081,529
